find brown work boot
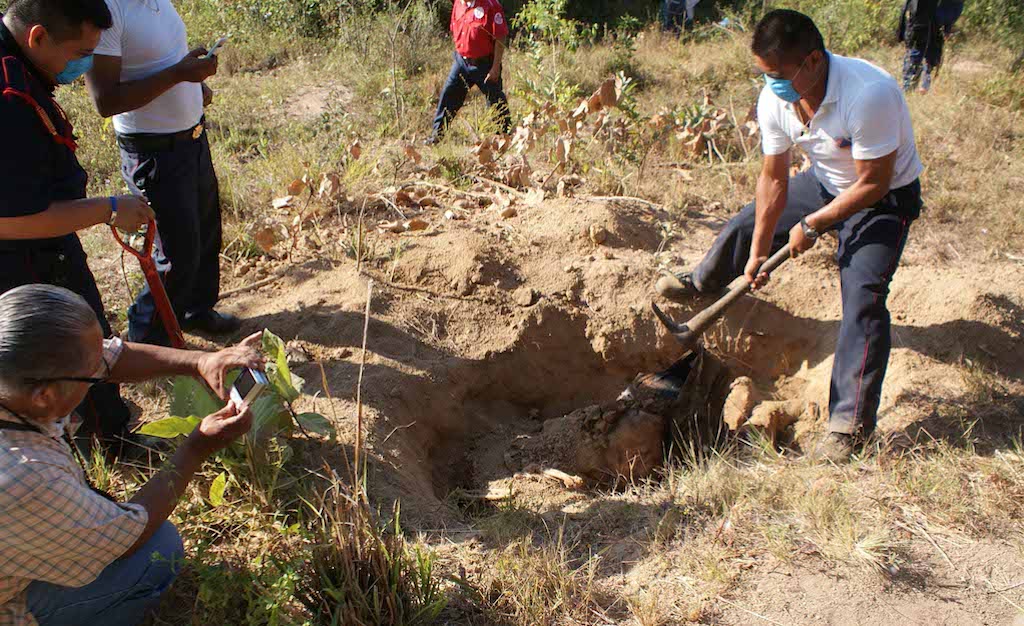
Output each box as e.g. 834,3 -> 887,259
655,272 -> 699,303
810,432 -> 857,464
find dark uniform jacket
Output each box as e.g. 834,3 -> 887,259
0,17 -> 131,438
0,17 -> 88,255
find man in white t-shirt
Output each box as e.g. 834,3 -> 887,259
85,0 -> 240,346
656,10 -> 924,461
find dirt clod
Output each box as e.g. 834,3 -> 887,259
723,376 -> 759,431
513,287 -> 536,307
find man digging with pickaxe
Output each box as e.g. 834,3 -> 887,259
655,10 -> 925,462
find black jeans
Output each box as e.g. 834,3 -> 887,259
431,51 -> 512,139
119,129 -> 222,346
0,236 -> 131,438
692,171 -> 922,436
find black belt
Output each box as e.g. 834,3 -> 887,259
461,54 -> 493,66
117,118 -> 205,153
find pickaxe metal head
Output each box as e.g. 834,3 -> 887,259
651,302 -> 698,353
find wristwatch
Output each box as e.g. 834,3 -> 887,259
106,196 -> 118,226
800,217 -> 819,240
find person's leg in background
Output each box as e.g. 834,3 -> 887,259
121,141 -> 203,347
684,0 -> 700,30
901,0 -> 938,92
826,208 -> 914,446
26,521 -> 184,626
429,53 -> 471,143
920,23 -> 945,92
468,60 -> 513,135
657,170 -> 825,300
181,130 -> 235,333
661,0 -> 685,32
0,243 -> 131,441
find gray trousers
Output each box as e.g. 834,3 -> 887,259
692,171 -> 921,435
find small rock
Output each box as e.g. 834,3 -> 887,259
233,262 -> 251,277
444,210 -> 460,220
589,224 -> 608,245
514,287 -> 536,307
500,207 -> 518,219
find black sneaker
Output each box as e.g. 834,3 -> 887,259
424,135 -> 441,146
655,272 -> 700,303
183,310 -> 241,335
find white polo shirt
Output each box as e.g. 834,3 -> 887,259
94,0 -> 203,135
757,53 -> 923,197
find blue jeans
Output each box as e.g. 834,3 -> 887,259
26,522 -> 184,626
691,171 -> 921,436
431,51 -> 512,139
119,129 -> 223,346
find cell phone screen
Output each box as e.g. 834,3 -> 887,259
235,369 -> 258,397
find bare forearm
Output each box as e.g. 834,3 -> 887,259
0,198 -> 111,240
751,172 -> 788,257
91,66 -> 183,118
124,435 -> 208,554
806,178 -> 889,232
493,38 -> 506,66
109,342 -> 201,383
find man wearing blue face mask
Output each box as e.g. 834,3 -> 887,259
656,10 -> 924,462
0,0 -> 158,454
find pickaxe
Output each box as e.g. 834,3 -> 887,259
111,219 -> 186,349
652,246 -> 791,352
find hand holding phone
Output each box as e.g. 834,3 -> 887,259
230,367 -> 268,409
206,36 -> 230,59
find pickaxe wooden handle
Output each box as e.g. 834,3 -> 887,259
111,219 -> 186,349
652,245 -> 791,352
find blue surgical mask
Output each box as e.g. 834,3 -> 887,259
764,74 -> 802,102
764,54 -> 816,103
55,55 -> 94,84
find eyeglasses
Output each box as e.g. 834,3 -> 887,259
23,357 -> 111,387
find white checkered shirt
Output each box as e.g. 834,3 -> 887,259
0,338 -> 148,626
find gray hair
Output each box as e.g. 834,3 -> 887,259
0,285 -> 101,397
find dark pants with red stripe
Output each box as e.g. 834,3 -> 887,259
691,171 -> 922,436
0,236 -> 131,438
119,128 -> 222,346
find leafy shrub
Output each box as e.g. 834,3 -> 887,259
513,0 -> 599,50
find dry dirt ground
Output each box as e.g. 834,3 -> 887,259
74,65 -> 1024,624
127,184 -> 1021,624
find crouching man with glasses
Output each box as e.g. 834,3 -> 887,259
0,284 -> 264,626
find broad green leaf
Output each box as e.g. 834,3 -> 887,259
137,416 -> 201,438
261,329 -> 302,402
249,392 -> 292,439
209,472 -> 227,506
170,376 -> 223,419
295,412 -> 336,438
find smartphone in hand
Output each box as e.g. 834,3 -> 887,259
229,367 -> 268,409
206,36 -> 230,59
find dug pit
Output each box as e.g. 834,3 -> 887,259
227,195 -> 1024,523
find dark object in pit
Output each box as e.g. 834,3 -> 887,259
517,347 -> 732,485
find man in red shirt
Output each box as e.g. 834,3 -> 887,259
427,0 -> 511,144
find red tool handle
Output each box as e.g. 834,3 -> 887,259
111,220 -> 186,349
